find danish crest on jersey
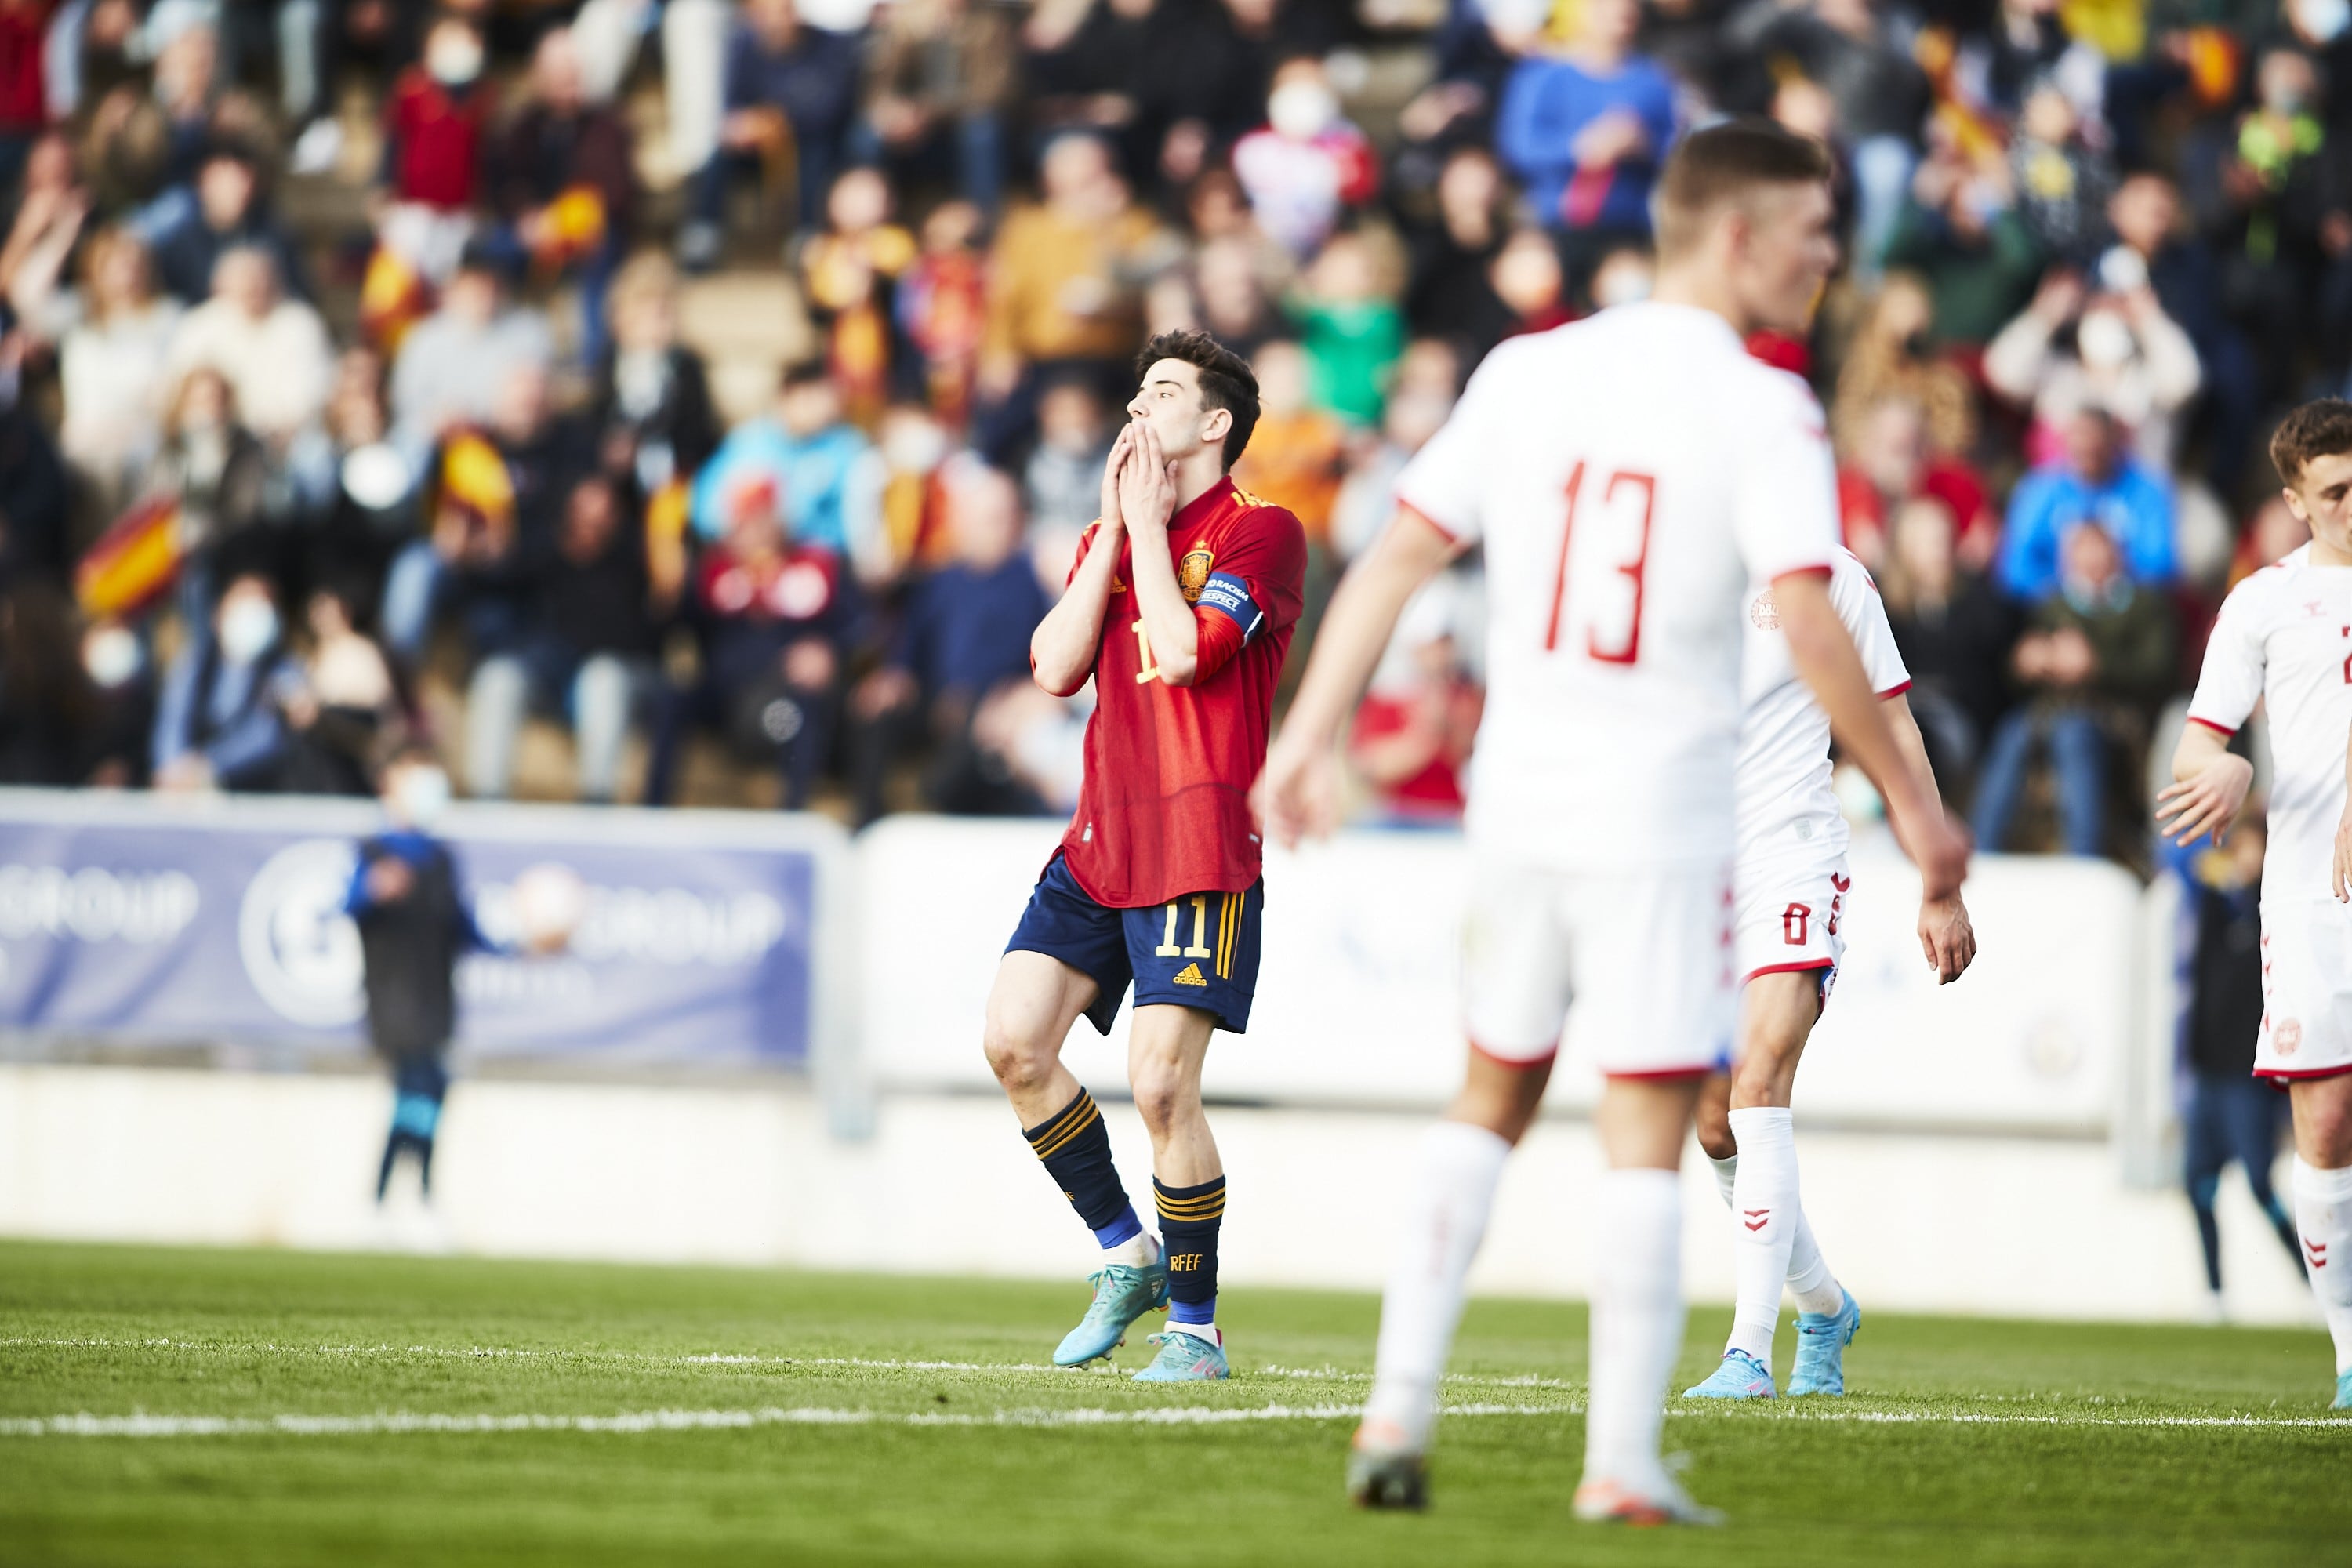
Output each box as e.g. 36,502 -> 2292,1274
1180,546 -> 1215,604
1750,590 -> 1780,630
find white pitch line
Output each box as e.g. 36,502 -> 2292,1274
2,1404 -> 2347,1440
0,1337 -> 1580,1391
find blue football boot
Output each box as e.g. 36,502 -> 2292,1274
1682,1348 -> 1776,1399
1052,1258 -> 1170,1367
1131,1328 -> 1229,1382
2335,1367 -> 2351,1410
1788,1289 -> 1862,1397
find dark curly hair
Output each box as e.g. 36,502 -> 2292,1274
2270,397 -> 2352,487
1134,330 -> 1261,470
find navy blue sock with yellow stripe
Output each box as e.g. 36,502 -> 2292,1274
1024,1090 -> 1143,1249
1155,1176 -> 1225,1329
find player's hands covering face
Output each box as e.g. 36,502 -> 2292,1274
1117,420 -> 1178,530
1098,423 -> 1133,531
2154,751 -> 2254,849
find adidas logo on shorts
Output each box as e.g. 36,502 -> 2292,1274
1173,963 -> 1208,987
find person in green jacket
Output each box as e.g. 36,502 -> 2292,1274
1971,520 -> 2178,856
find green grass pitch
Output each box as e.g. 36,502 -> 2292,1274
1,1240 -> 2345,1566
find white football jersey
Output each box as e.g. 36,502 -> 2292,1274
1737,548 -> 1911,860
1395,303 -> 1840,869
2187,543 -> 2352,906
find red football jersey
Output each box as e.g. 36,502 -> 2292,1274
1059,477 -> 1308,907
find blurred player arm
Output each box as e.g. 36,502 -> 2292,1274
2156,713 -> 2253,852
1260,506 -> 1464,845
1031,429 -> 1135,697
1777,571 -> 1967,901
1885,691 -> 1976,982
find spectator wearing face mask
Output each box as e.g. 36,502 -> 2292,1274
151,569 -> 303,793
1232,56 -> 1379,262
1984,264 -> 2202,475
378,13 -> 495,285
1973,521 -> 2177,858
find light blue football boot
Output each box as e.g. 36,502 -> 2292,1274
2335,1367 -> 2351,1410
1788,1290 -> 1862,1397
1682,1348 -> 1776,1399
1052,1258 -> 1170,1367
1131,1328 -> 1229,1382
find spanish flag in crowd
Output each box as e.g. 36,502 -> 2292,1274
74,495 -> 182,619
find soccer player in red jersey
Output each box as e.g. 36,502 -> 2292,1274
982,331 -> 1307,1381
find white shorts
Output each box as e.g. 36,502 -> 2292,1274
1461,858 -> 1735,1077
2257,900 -> 2352,1081
1735,844 -> 1849,1001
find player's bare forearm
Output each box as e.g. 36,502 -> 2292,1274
1780,572 -> 1968,898
1031,524 -> 1122,697
1283,508 -> 1457,748
2155,720 -> 2252,848
1126,520 -> 1200,686
1882,695 -> 1977,982
1781,577 -> 1930,827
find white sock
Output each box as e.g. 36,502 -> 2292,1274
1105,1228 -> 1160,1268
1362,1121 -> 1511,1450
2291,1158 -> 2352,1374
1706,1152 -> 1738,1209
1785,1208 -> 1846,1318
1725,1107 -> 1798,1364
1582,1167 -> 1682,1491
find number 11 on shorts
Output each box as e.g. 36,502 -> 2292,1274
1157,898 -> 1215,958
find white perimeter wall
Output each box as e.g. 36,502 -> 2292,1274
0,1063 -> 2316,1327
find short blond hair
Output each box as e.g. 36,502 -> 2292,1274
1652,118 -> 1833,262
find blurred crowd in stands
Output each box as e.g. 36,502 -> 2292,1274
0,0 -> 2333,859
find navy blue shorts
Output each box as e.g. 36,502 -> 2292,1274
1006,852 -> 1264,1036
